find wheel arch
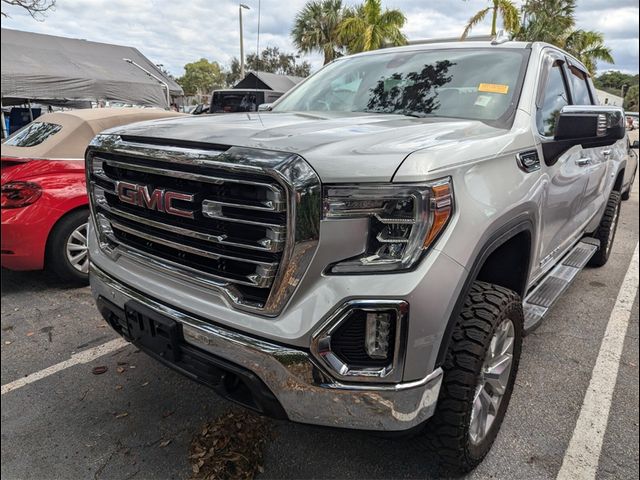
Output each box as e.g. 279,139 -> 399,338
44,204 -> 90,267
435,217 -> 534,367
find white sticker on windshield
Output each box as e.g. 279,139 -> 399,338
475,95 -> 492,107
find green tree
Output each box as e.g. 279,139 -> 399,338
338,0 -> 407,54
624,84 -> 639,111
177,59 -> 225,96
517,0 -> 575,44
515,1 -> 614,75
461,0 -> 520,39
245,46 -> 312,77
225,58 -> 243,86
564,30 -> 614,76
593,71 -> 639,110
291,0 -> 345,65
225,47 -> 312,87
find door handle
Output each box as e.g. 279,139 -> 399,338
576,157 -> 592,166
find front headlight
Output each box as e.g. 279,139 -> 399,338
323,178 -> 453,273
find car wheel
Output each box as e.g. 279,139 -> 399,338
46,208 -> 90,284
425,281 -> 523,474
588,190 -> 621,267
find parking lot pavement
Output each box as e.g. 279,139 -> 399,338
1,171 -> 638,480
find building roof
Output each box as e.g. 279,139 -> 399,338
234,71 -> 305,92
1,28 -> 183,108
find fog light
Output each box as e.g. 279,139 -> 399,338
365,312 -> 392,359
311,300 -> 408,383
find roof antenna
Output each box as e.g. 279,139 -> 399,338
255,0 -> 264,126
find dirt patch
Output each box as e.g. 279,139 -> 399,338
189,409 -> 272,480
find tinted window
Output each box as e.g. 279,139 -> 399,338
5,122 -> 62,147
211,91 -> 263,113
537,62 -> 569,136
274,49 -> 528,124
568,66 -> 593,105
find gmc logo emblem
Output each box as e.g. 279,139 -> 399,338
116,181 -> 195,219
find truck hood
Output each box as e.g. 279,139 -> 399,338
104,112 -> 508,182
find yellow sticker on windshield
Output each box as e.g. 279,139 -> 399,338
478,83 -> 509,94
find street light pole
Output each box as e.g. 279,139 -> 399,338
239,3 -> 250,80
123,58 -> 171,109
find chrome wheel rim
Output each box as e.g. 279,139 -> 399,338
65,222 -> 89,273
469,318 -> 515,445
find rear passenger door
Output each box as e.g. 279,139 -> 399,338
565,61 -> 607,220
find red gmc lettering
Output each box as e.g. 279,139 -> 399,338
116,181 -> 194,219
164,191 -> 195,219
138,186 -> 164,212
116,181 -> 139,206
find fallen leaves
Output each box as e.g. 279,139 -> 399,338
92,366 -> 108,375
159,439 -> 172,448
189,410 -> 272,480
116,366 -> 126,374
114,412 -> 129,419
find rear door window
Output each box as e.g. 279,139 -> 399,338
568,66 -> 594,105
5,122 -> 62,147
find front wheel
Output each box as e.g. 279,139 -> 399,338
46,209 -> 90,284
425,281 -> 523,474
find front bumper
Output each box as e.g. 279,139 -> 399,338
90,263 -> 443,431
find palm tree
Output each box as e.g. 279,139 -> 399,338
461,0 -> 520,39
517,0 -> 575,44
338,0 -> 407,54
291,0 -> 345,65
564,30 -> 614,75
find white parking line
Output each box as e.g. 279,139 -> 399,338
557,243 -> 639,480
1,337 -> 129,396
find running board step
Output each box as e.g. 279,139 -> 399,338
523,238 -> 600,332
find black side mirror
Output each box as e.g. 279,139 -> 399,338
543,106 -> 625,163
632,140 -> 639,149
555,105 -> 625,146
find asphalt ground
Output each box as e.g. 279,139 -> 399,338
1,167 -> 638,479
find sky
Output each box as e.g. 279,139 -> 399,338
1,0 -> 638,77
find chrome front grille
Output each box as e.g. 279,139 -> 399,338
87,135 -> 321,315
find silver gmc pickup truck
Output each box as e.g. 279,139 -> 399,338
86,40 -> 637,473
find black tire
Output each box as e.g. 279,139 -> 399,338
621,183 -> 632,201
46,208 -> 90,285
425,281 -> 523,474
588,191 -> 621,267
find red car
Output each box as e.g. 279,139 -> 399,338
1,108 -> 182,283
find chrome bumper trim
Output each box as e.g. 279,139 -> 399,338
90,263 -> 443,431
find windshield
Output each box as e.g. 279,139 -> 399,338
5,122 -> 62,147
274,48 -> 528,124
